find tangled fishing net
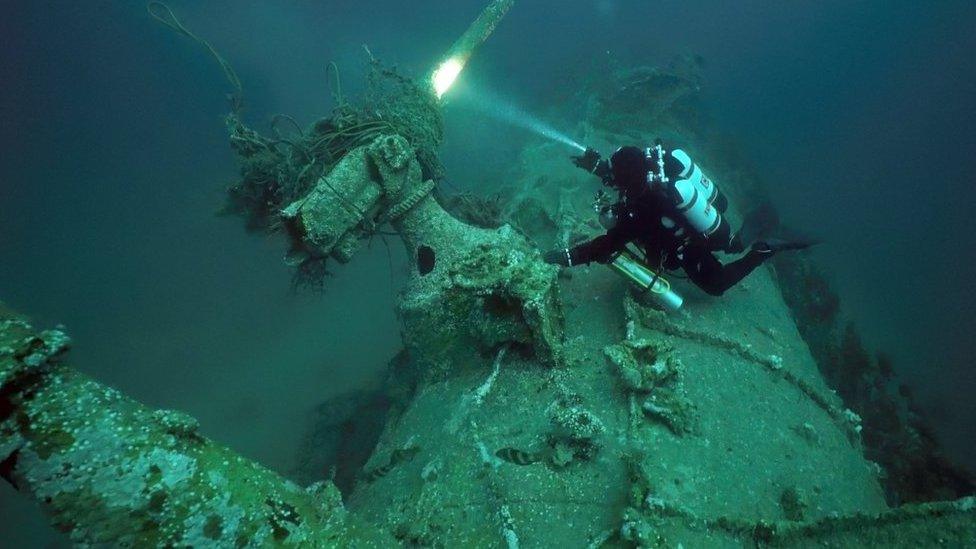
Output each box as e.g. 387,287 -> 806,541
224,57 -> 444,232
150,2 -> 445,288
149,3 -> 442,231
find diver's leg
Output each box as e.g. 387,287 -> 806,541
708,217 -> 745,254
682,247 -> 766,296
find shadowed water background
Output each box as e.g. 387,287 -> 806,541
1,1 -> 974,545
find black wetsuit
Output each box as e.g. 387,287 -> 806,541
569,154 -> 767,296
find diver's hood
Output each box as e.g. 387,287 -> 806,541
609,146 -> 646,190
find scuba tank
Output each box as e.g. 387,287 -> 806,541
646,145 -> 728,241
609,247 -> 684,311
670,149 -> 721,208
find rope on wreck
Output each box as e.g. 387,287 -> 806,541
148,1 -> 244,113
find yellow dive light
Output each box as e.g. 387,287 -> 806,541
610,248 -> 684,311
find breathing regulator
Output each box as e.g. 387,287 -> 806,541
591,189 -> 617,230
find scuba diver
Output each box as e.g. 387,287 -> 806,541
543,143 -> 812,297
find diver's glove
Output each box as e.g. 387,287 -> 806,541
572,148 -> 602,173
543,248 -> 573,267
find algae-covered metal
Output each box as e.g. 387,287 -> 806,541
0,307 -> 389,547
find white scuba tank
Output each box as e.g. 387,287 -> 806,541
646,146 -> 723,238
670,149 -> 719,206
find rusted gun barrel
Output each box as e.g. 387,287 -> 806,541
0,304 -> 389,547
430,0 -> 515,98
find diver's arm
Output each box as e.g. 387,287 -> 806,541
572,148 -> 613,184
544,227 -> 628,266
569,232 -> 626,264
593,160 -> 612,184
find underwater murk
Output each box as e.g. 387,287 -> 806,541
1,1 -> 974,547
